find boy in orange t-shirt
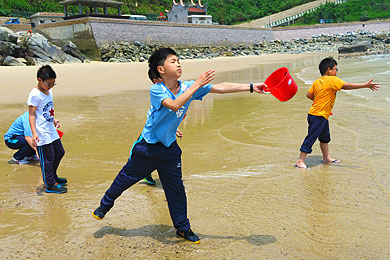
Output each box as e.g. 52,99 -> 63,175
296,57 -> 379,169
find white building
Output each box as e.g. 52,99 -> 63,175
30,12 -> 65,26
167,0 -> 213,24
188,15 -> 212,25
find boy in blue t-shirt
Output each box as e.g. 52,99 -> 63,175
4,112 -> 38,164
143,69 -> 183,185
93,48 -> 267,244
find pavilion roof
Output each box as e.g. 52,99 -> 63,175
59,0 -> 124,6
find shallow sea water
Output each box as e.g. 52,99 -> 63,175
0,54 -> 389,259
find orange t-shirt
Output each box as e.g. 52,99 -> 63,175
308,76 -> 345,119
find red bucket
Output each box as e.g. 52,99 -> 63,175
264,67 -> 298,102
57,129 -> 64,139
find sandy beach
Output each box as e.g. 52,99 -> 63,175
0,53 -> 389,259
0,53 -> 316,104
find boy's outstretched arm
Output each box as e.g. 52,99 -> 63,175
162,70 -> 215,111
210,82 -> 266,94
342,79 -> 380,91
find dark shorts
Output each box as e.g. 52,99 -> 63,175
300,114 -> 331,154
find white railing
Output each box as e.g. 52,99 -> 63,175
264,0 -> 347,28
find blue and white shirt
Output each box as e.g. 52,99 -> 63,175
4,112 -> 32,140
142,80 -> 212,147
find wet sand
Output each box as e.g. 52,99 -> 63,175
0,54 -> 389,259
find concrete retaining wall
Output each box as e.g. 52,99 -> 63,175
89,19 -> 274,47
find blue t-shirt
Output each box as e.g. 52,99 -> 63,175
4,112 -> 32,140
142,80 -> 212,147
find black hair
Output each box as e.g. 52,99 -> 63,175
148,47 -> 177,78
148,69 -> 160,83
37,65 -> 56,81
319,57 -> 337,76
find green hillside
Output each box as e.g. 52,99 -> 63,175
0,0 -> 317,25
0,0 -> 389,25
294,0 -> 390,25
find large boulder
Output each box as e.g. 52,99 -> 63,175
338,41 -> 372,54
61,41 -> 85,62
0,27 -> 18,43
374,32 -> 388,40
25,33 -> 67,64
2,56 -> 26,66
65,54 -> 83,63
0,40 -> 22,58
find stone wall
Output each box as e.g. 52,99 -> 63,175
89,19 -> 274,47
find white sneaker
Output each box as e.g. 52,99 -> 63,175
26,155 -> 39,161
12,157 -> 30,165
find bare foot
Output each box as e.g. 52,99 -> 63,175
295,160 -> 308,169
321,158 -> 341,164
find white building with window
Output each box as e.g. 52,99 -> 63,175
30,12 -> 65,26
188,15 -> 212,25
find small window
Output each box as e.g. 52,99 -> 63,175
40,19 -> 45,24
52,19 -> 56,22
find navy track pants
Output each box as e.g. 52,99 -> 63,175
37,139 -> 65,188
100,138 -> 190,231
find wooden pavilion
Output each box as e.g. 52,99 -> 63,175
59,0 -> 124,17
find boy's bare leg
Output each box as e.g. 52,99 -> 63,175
296,152 -> 308,168
320,142 -> 339,163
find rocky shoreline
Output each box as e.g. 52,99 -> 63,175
101,30 -> 390,63
1,27 -> 389,66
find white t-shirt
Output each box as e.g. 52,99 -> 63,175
27,88 -> 59,146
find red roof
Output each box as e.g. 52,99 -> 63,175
188,7 -> 205,13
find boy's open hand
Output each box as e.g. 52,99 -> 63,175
176,129 -> 183,139
54,118 -> 60,128
253,83 -> 268,94
32,133 -> 39,147
366,79 -> 380,91
195,70 -> 215,87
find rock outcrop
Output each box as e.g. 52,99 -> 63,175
0,27 -> 87,66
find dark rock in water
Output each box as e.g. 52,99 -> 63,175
2,56 -> 26,66
0,41 -> 22,58
338,43 -> 370,54
61,41 -> 85,62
